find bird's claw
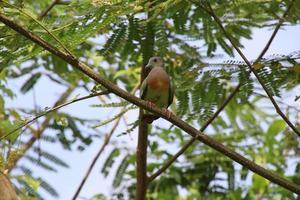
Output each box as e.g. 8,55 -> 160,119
162,108 -> 172,119
147,101 -> 156,109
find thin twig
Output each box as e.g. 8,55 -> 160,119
1,90 -> 109,141
254,91 -> 300,112
205,1 -> 300,137
6,86 -> 75,172
1,13 -> 300,193
39,0 -> 60,19
256,1 -> 294,61
71,118 -> 120,200
148,137 -> 195,182
148,0 -> 296,182
71,85 -> 139,200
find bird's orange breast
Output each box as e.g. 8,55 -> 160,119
147,67 -> 170,91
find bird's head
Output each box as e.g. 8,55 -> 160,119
145,57 -> 164,71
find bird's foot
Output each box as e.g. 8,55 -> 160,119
146,101 -> 156,109
162,108 -> 172,119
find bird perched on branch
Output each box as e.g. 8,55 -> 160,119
140,57 -> 174,123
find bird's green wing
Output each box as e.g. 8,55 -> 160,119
168,79 -> 175,107
140,78 -> 148,99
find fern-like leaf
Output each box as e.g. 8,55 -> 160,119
92,106 -> 135,128
20,73 -> 42,94
113,154 -> 129,188
101,148 -> 121,177
24,155 -> 57,172
90,101 -> 129,108
33,147 -> 69,168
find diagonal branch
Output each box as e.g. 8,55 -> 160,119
72,114 -> 121,200
39,0 -> 60,19
6,89 -> 109,172
256,1 -> 294,61
2,1 -> 74,57
204,1 -> 300,137
2,90 -> 109,141
148,84 -> 239,182
1,13 -> 300,194
148,0 -> 296,182
6,86 -> 74,172
71,85 -> 139,200
3,0 -> 75,175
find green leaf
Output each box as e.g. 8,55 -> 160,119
251,174 -> 269,194
267,119 -> 286,137
101,148 -> 121,177
113,154 -> 129,188
90,101 -> 129,108
0,120 -> 20,142
55,116 -> 69,127
92,107 -> 134,128
0,95 -> 4,113
33,148 -> 69,168
16,175 -> 40,191
20,73 -> 42,93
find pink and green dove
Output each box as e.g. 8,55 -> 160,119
140,57 -> 175,123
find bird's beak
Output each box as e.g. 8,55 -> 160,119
144,64 -> 152,76
145,64 -> 152,70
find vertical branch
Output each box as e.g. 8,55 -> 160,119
136,6 -> 155,200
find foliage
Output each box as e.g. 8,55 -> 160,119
0,0 -> 300,199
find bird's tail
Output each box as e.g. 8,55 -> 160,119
142,114 -> 159,123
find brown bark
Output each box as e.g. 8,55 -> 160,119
136,7 -> 155,199
0,172 -> 18,200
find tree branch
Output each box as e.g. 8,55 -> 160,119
136,7 -> 155,199
6,86 -> 75,172
148,0 -> 296,183
2,1 -> 74,57
5,88 -> 109,172
72,85 -> 139,200
0,172 -> 18,200
72,114 -> 121,200
148,82 -> 240,182
2,89 -> 109,142
39,0 -> 60,19
256,1 -> 295,61
204,1 -> 300,137
1,13 -> 299,194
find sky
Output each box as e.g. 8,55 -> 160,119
5,22 -> 300,199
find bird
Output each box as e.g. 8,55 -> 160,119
140,57 -> 174,123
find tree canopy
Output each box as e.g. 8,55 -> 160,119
0,0 -> 300,199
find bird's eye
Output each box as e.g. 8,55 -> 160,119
153,58 -> 157,62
